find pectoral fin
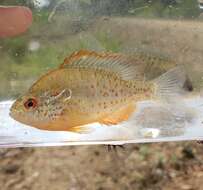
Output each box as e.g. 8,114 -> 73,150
153,65 -> 188,99
99,104 -> 135,125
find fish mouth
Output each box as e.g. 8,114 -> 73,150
9,108 -> 20,122
9,102 -> 18,117
9,104 -> 25,124
9,100 -> 23,119
9,110 -> 30,127
9,105 -> 16,119
9,110 -> 14,118
9,106 -> 43,128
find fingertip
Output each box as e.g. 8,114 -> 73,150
20,6 -> 33,27
0,6 -> 33,38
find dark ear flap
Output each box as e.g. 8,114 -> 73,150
48,89 -> 72,103
62,89 -> 72,102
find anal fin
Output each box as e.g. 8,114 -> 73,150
99,104 -> 135,126
68,125 -> 92,134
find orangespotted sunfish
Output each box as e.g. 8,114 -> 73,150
10,50 -> 188,133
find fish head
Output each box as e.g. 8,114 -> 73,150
10,94 -> 43,127
9,88 -> 72,129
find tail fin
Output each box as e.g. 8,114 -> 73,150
154,65 -> 189,99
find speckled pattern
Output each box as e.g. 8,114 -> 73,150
10,60 -> 155,132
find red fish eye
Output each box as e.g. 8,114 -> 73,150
24,98 -> 37,109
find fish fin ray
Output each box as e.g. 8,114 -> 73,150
68,125 -> 92,134
154,65 -> 188,99
99,104 -> 135,125
60,50 -> 143,81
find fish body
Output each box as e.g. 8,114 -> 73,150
10,50 -> 187,132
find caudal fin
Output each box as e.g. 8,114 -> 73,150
154,65 -> 189,99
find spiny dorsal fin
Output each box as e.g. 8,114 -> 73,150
60,50 -> 144,81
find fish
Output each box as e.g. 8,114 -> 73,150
9,50 -> 188,133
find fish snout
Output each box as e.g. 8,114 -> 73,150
9,100 -> 23,119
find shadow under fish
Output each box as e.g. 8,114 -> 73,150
135,102 -> 196,138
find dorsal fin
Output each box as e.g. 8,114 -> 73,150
59,50 -> 144,81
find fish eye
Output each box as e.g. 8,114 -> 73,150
24,98 -> 37,109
